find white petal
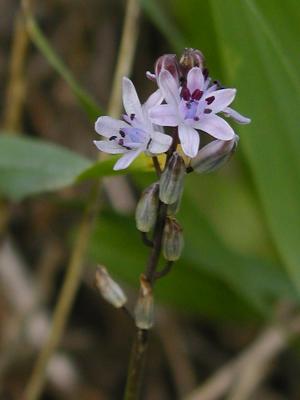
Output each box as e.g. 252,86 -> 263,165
158,69 -> 180,107
122,77 -> 143,121
223,107 -> 251,124
204,89 -> 236,114
143,89 -> 163,114
197,114 -> 235,140
205,82 -> 218,93
149,105 -> 178,126
178,124 -> 200,158
148,131 -> 172,154
93,140 -> 126,154
113,148 -> 143,170
187,67 -> 204,93
95,116 -> 128,137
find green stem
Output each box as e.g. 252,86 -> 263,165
124,329 -> 149,400
124,197 -> 168,399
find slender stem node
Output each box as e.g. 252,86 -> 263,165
154,261 -> 174,280
152,156 -> 162,176
141,232 -> 153,248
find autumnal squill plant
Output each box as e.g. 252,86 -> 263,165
94,48 -> 250,399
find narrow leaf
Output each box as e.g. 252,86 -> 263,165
0,134 -> 92,200
26,16 -> 102,121
209,0 -> 300,292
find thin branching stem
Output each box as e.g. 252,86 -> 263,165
124,154 -> 172,400
154,261 -> 174,280
152,156 -> 162,176
124,200 -> 168,400
141,232 -> 154,247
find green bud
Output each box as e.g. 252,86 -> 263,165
159,153 -> 186,205
95,266 -> 127,308
167,185 -> 183,216
162,217 -> 184,261
134,275 -> 154,330
190,136 -> 238,173
135,183 -> 159,232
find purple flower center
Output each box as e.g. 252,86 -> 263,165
179,86 -> 207,121
184,100 -> 198,120
109,127 -> 147,150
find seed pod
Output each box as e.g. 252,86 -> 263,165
155,54 -> 181,83
135,182 -> 159,232
95,266 -> 127,308
159,153 -> 186,205
162,217 -> 184,261
189,136 -> 239,173
179,48 -> 205,75
134,275 -> 154,330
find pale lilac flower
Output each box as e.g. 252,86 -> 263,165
149,67 -> 250,158
94,77 -> 172,170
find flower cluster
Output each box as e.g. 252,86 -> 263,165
93,49 -> 251,330
94,48 -> 250,170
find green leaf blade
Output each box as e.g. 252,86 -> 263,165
0,134 -> 92,200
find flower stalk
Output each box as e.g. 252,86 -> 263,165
93,47 -> 251,400
124,162 -> 170,400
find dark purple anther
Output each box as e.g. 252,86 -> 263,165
194,116 -> 199,121
192,89 -> 203,100
109,135 -> 117,141
204,108 -> 212,114
119,130 -> 125,137
202,68 -> 209,80
118,139 -> 124,146
205,96 -> 215,105
181,86 -> 191,101
130,113 -> 135,120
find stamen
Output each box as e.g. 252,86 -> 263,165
181,86 -> 191,101
118,139 -> 124,146
205,96 -> 215,105
192,89 -> 203,100
204,108 -> 212,114
109,135 -> 117,141
213,80 -> 223,89
186,102 -> 192,109
194,116 -> 199,121
130,113 -> 135,120
203,68 -> 209,80
119,130 -> 125,137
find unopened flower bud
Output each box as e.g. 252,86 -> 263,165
95,266 -> 127,308
154,54 -> 181,83
189,136 -> 239,173
179,48 -> 205,75
159,153 -> 186,204
134,275 -> 154,330
167,185 -> 183,216
162,217 -> 184,261
135,182 -> 159,232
